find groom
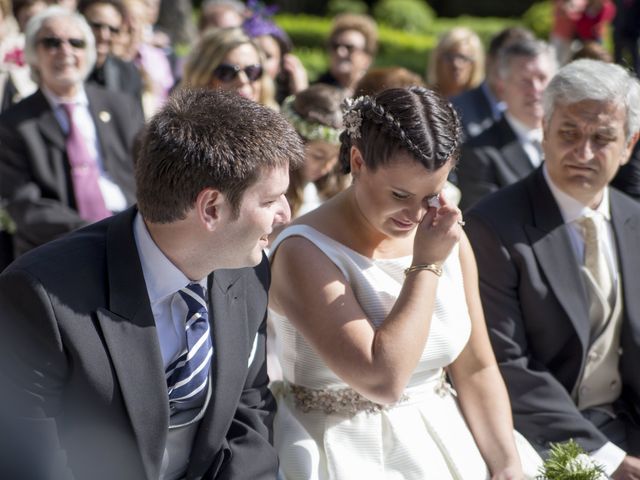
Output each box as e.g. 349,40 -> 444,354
0,89 -> 303,479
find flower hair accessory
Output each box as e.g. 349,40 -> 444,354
342,96 -> 366,140
281,96 -> 342,145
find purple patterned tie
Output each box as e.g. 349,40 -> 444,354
61,103 -> 111,222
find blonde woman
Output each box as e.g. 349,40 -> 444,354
181,27 -> 277,108
427,27 -> 485,98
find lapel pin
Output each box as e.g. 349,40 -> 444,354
99,111 -> 111,123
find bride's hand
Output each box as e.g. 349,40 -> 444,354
412,192 -> 463,266
491,465 -> 524,480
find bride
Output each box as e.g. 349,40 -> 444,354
268,86 -> 541,479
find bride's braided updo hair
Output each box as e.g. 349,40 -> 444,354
339,86 -> 461,173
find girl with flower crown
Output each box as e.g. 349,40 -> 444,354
268,86 -> 542,479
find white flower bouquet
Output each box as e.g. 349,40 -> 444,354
536,440 -> 608,480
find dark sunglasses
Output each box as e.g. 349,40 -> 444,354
89,21 -> 120,34
329,41 -> 363,55
212,63 -> 263,83
37,36 -> 87,50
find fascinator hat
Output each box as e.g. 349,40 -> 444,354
242,0 -> 292,53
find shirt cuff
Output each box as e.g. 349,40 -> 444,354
591,441 -> 626,476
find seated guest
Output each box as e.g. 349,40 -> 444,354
354,65 -> 424,97
0,88 -> 303,480
121,0 -> 174,117
199,0 -> 246,32
180,27 -> 276,108
0,0 -> 46,112
570,39 -> 613,62
451,27 -> 535,140
315,13 -> 377,96
611,141 -> 640,201
457,38 -> 556,211
242,6 -> 308,104
0,6 -> 144,256
280,84 -> 349,219
79,0 -> 144,114
269,86 -> 542,479
427,26 -> 484,99
465,59 -> 640,478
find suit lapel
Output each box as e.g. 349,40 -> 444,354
502,140 -> 536,179
525,169 -> 590,351
103,57 -> 121,91
34,90 -> 66,150
86,85 -> 111,167
610,190 -> 640,324
188,269 -> 248,476
96,208 -> 168,480
32,91 -> 69,200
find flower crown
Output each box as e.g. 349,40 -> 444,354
281,95 -> 342,145
342,96 -> 367,140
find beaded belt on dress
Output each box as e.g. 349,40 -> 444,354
278,370 -> 456,416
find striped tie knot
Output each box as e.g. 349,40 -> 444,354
166,282 -> 213,411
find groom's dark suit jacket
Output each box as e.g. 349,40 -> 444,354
465,168 -> 640,455
0,207 -> 277,480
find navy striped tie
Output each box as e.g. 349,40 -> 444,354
165,283 -> 213,411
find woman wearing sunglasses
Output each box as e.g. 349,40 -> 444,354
180,27 -> 277,109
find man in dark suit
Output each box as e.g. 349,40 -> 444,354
0,7 -> 144,257
465,59 -> 640,478
79,0 -> 144,113
0,84 -> 303,480
451,26 -> 535,141
456,38 -> 556,211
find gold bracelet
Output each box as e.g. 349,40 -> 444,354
404,263 -> 442,277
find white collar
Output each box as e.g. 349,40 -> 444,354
543,164 -> 611,224
41,84 -> 89,108
133,212 -> 207,305
505,113 -> 542,144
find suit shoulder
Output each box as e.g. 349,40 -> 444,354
610,186 -> 640,215
467,177 -> 532,225
0,91 -> 47,127
5,220 -> 110,285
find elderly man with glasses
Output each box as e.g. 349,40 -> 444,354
0,6 -> 144,259
78,0 -> 144,113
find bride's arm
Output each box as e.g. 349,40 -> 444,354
269,205 -> 460,405
448,233 -> 524,479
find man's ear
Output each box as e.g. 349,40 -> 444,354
196,188 -> 225,231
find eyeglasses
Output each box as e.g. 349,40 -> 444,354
329,41 -> 364,55
212,63 -> 263,83
37,36 -> 87,50
89,21 -> 120,35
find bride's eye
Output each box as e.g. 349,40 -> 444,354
392,191 -> 410,200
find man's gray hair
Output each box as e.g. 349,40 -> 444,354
24,6 -> 96,84
201,0 -> 246,13
543,59 -> 640,142
496,38 -> 557,79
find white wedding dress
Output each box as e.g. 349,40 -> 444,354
269,225 -> 541,480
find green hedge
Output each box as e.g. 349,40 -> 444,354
275,13 -> 517,81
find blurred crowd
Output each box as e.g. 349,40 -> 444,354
0,0 -> 638,270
